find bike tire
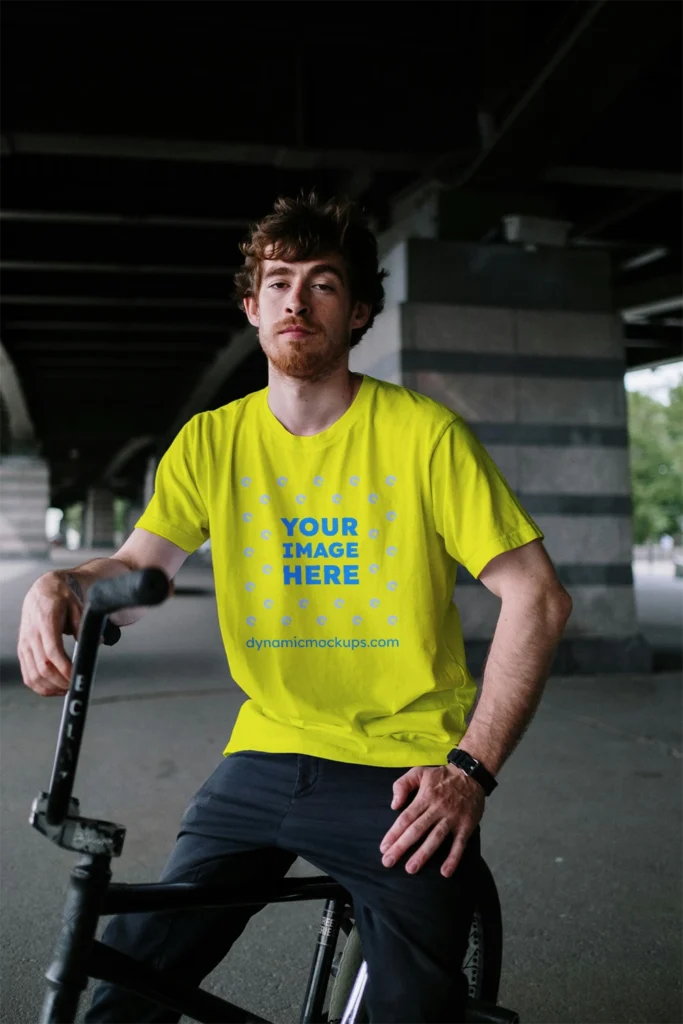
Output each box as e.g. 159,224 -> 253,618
327,858 -> 503,1023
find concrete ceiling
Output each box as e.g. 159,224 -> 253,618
0,0 -> 681,505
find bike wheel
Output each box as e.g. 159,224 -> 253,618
327,858 -> 503,1023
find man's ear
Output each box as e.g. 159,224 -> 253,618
351,301 -> 371,332
243,295 -> 260,328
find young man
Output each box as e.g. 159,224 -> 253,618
19,193 -> 572,1023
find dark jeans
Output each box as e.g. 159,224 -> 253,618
86,751 -> 480,1023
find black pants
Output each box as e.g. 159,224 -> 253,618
86,752 -> 480,1023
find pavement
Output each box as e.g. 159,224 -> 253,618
0,555 -> 681,1024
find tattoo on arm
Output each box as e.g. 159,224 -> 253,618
64,573 -> 84,603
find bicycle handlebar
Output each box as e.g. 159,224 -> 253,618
89,569 -> 170,616
45,568 -> 170,827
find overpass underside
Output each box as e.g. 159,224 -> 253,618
2,1 -> 681,675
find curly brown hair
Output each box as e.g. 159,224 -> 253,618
234,192 -> 388,349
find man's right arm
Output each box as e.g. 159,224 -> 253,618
18,528 -> 190,697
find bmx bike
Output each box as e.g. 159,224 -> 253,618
29,568 -> 521,1024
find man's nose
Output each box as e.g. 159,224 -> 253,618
285,287 -> 310,317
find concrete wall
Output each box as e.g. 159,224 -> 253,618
351,239 -> 648,674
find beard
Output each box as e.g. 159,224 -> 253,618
260,322 -> 350,381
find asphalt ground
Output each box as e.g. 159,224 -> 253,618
0,557 -> 681,1024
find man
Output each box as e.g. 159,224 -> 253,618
19,193 -> 572,1023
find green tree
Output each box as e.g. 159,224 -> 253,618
627,383 -> 683,543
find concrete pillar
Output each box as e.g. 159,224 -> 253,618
0,456 -> 50,559
125,503 -> 143,539
83,487 -> 115,549
351,236 -> 650,675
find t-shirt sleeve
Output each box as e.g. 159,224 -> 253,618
430,416 -> 544,579
135,416 -> 209,553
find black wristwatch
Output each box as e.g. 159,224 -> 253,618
446,748 -> 498,796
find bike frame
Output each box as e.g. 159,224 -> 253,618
39,850 -> 355,1023
30,571 -> 519,1024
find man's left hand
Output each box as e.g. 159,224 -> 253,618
379,765 -> 485,878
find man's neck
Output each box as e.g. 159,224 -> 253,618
266,364 -> 362,437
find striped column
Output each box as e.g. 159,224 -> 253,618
83,487 -> 115,549
351,239 -> 649,674
0,456 -> 49,559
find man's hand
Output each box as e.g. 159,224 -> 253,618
379,765 -> 485,878
18,572 -> 83,696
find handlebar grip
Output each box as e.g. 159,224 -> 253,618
88,568 -> 170,615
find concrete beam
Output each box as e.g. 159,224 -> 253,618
4,320 -> 230,334
0,260 -> 237,276
0,209 -> 253,229
164,326 -> 259,447
543,167 -> 682,192
0,133 -> 435,172
1,295 -> 234,310
617,274 -> 683,318
102,435 -> 154,484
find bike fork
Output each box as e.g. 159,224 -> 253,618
40,853 -> 112,1024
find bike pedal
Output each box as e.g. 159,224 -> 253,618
29,792 -> 126,857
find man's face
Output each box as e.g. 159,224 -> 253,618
243,252 -> 370,380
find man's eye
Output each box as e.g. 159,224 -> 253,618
269,282 -> 287,289
314,284 -> 334,291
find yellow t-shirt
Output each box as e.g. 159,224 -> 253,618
136,375 -> 543,767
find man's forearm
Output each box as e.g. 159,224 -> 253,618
458,590 -> 572,776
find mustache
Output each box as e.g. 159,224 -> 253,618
276,319 -> 318,334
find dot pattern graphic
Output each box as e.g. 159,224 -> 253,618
240,470 -> 400,638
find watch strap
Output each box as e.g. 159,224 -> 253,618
447,748 -> 498,796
